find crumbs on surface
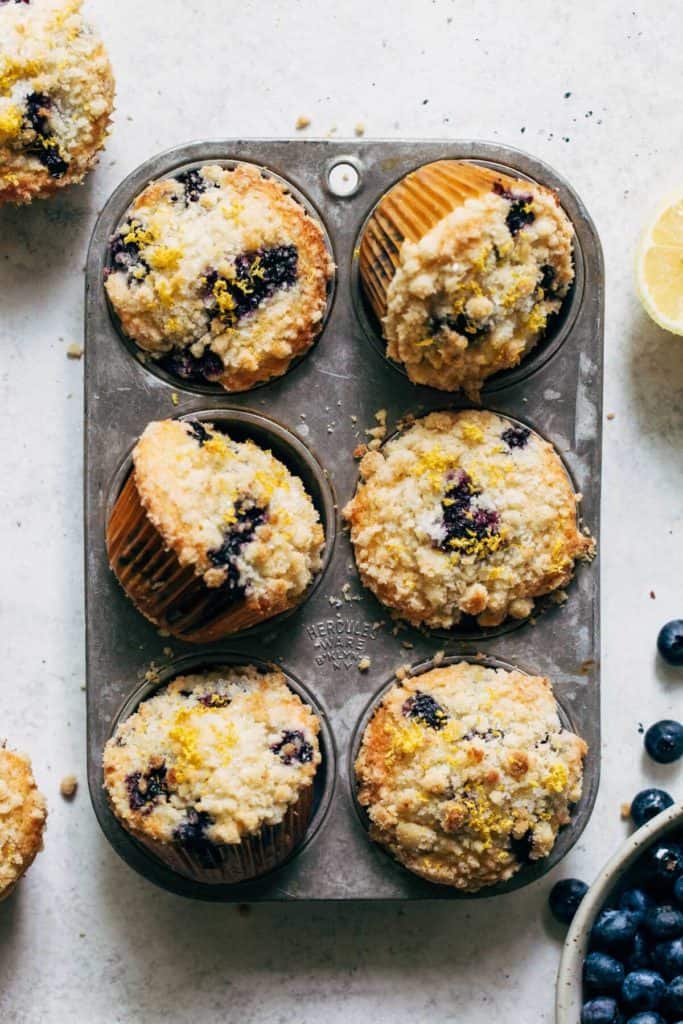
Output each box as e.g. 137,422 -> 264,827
59,775 -> 78,800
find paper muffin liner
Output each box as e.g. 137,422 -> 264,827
358,159 -> 525,321
119,783 -> 315,885
106,472 -> 292,642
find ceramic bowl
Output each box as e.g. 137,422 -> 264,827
556,801 -> 683,1022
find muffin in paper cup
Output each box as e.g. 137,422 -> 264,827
358,159 -> 575,397
106,417 -> 326,642
102,664 -> 321,884
0,746 -> 47,900
354,660 -> 586,892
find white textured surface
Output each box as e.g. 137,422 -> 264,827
1,2 -> 682,1021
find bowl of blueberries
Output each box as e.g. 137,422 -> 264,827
555,620 -> 683,1024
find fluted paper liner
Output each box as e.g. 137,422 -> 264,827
120,784 -> 315,885
359,159 -> 527,321
106,472 -> 292,643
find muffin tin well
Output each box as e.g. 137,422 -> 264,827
106,651 -> 336,892
85,138 -> 603,900
351,159 -> 585,395
103,158 -> 337,397
104,407 -> 338,640
348,653 -> 596,898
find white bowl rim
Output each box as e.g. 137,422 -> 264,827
556,801 -> 683,1023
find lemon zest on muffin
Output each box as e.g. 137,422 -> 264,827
383,721 -> 425,765
148,246 -> 183,271
0,58 -> 43,95
525,305 -> 548,334
460,423 -> 485,445
0,105 -> 22,142
123,221 -> 155,248
544,762 -> 569,793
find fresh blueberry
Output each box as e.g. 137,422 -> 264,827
639,844 -> 683,894
270,729 -> 314,765
621,970 -> 666,1012
667,975 -> 683,1016
549,878 -> 589,924
580,997 -> 622,1024
657,621 -> 683,666
653,937 -> 683,980
501,425 -> 531,449
624,1014 -> 665,1024
644,904 -> 683,941
645,720 -> 683,764
402,691 -> 449,730
627,932 -> 653,972
583,952 -> 626,993
675,876 -> 683,907
591,909 -> 640,952
631,790 -> 675,828
620,889 -> 655,923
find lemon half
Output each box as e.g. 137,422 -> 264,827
636,190 -> 683,335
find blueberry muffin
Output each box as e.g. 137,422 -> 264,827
344,409 -> 593,630
0,0 -> 114,204
0,746 -> 47,900
107,418 -> 325,642
355,661 -> 586,891
359,160 -> 574,398
103,665 -> 321,883
104,163 -> 334,391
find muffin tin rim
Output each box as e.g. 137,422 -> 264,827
98,648 -> 338,889
345,403 -> 595,642
350,155 -> 586,396
346,652 -> 596,900
100,155 -> 339,398
103,405 -> 339,641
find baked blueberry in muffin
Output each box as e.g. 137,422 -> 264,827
0,745 -> 47,899
344,409 -> 593,630
358,160 -> 575,398
103,665 -> 321,882
104,163 -> 334,391
354,661 -> 586,891
0,0 -> 114,204
106,418 -> 325,641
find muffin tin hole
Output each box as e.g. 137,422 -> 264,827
105,650 -> 337,886
350,157 -> 585,395
104,407 -> 338,640
103,157 -> 337,398
347,653 -> 593,898
326,158 -> 362,198
346,406 -> 593,644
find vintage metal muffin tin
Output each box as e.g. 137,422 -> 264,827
85,139 -> 603,901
